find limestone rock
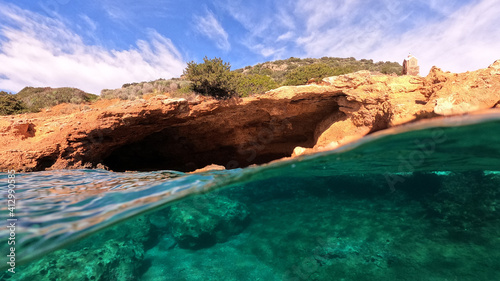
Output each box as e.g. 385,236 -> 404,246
14,239 -> 144,281
312,237 -> 397,271
424,64 -> 500,116
292,146 -> 307,157
191,164 -> 226,173
488,59 -> 500,75
1,60 -> 499,172
166,195 -> 250,249
423,172 -> 500,230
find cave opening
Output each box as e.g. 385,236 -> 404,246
102,126 -> 305,172
102,100 -> 342,172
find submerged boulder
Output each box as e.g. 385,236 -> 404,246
167,195 -> 250,249
73,214 -> 155,251
312,237 -> 397,270
14,239 -> 144,281
425,172 -> 500,230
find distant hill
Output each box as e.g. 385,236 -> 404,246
0,87 -> 98,115
101,78 -> 193,101
16,87 -> 98,113
101,56 -> 403,100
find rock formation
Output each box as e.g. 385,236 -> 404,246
167,195 -> 250,249
1,60 -> 499,172
14,239 -> 145,281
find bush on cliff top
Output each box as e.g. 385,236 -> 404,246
0,91 -> 27,115
183,56 -> 238,99
283,63 -> 353,86
234,73 -> 278,97
183,57 -> 279,99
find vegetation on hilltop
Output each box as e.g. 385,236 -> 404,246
0,87 -> 98,115
0,56 -> 403,115
235,56 -> 402,85
234,73 -> 278,97
103,56 -> 401,100
101,78 -> 193,101
16,87 -> 98,113
283,63 -> 353,86
0,91 -> 26,115
182,57 -> 278,99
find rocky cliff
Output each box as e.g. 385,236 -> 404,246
1,60 -> 500,172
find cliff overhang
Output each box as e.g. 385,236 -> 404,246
1,60 -> 500,172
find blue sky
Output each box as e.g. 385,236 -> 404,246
1,0 -> 499,94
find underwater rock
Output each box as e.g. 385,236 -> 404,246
166,195 -> 250,249
76,214 -> 154,249
13,239 -> 144,281
312,237 -> 397,270
424,172 -> 500,230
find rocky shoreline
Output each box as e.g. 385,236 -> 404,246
1,61 -> 499,172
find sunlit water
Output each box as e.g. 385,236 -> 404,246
1,112 -> 500,280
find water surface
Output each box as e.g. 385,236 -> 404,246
1,112 -> 500,280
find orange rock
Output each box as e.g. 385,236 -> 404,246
190,164 -> 226,173
1,60 -> 499,172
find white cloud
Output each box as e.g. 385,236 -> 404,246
294,0 -> 363,32
291,0 -> 500,75
295,0 -> 410,58
217,0 -> 275,38
249,44 -> 286,58
100,0 -> 172,22
366,0 -> 500,75
79,14 -> 98,32
0,3 -> 185,94
277,31 -> 294,42
218,0 -> 499,75
193,10 -> 230,52
216,0 -> 298,59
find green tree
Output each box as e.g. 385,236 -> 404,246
0,91 -> 26,115
183,57 -> 237,99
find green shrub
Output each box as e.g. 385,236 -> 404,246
0,91 -> 26,115
183,57 -> 237,99
379,62 -> 403,75
122,82 -> 139,88
178,83 -> 194,95
287,57 -> 302,63
283,63 -> 352,86
235,74 -> 278,97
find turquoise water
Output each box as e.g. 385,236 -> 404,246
1,113 -> 500,280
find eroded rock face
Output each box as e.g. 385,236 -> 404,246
424,64 -> 500,116
0,90 -> 345,172
0,61 -> 499,172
